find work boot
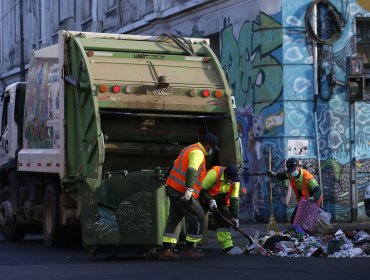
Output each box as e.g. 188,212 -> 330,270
158,249 -> 180,261
181,247 -> 204,260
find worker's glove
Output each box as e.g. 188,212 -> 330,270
181,188 -> 193,201
267,170 -> 277,177
209,199 -> 217,210
231,218 -> 239,227
308,197 -> 316,202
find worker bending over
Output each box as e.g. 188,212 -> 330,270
200,164 -> 243,255
159,132 -> 219,261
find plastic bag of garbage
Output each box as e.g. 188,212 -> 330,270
317,208 -> 331,224
245,243 -> 268,256
348,247 -> 365,258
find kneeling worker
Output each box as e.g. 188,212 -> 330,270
200,164 -> 244,255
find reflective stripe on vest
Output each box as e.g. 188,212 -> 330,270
207,166 -> 235,206
166,143 -> 206,198
288,169 -> 322,205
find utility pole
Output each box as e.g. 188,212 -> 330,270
19,0 -> 25,82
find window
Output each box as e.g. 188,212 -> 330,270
83,0 -> 92,21
356,18 -> 370,65
356,17 -> 370,100
1,93 -> 10,137
107,0 -> 116,11
145,0 -> 154,15
208,32 -> 220,59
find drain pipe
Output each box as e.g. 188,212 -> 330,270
349,100 -> 357,222
19,0 -> 26,82
311,2 -> 323,204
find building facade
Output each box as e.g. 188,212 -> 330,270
1,0 -> 370,223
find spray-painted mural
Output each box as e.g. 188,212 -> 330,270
166,0 -> 370,223
219,0 -> 370,223
24,56 -> 60,149
220,12 -> 284,222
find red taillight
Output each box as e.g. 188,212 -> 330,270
87,51 -> 94,57
202,89 -> 210,97
99,84 -> 108,93
203,57 -> 209,63
112,85 -> 121,93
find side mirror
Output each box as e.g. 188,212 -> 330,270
3,92 -> 10,103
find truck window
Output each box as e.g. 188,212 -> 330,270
1,92 -> 10,137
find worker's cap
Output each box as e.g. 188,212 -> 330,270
224,164 -> 240,183
286,158 -> 300,173
201,132 -> 220,151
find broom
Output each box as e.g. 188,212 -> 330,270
267,147 -> 280,234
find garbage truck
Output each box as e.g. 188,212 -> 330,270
0,30 -> 241,254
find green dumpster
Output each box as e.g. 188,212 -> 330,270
97,170 -> 169,247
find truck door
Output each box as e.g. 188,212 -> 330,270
0,90 -> 12,162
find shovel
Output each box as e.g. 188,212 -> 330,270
213,208 -> 254,244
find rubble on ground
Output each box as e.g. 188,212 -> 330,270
245,226 -> 370,258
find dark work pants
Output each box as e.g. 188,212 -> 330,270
163,195 -> 205,244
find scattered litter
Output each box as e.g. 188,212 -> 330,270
244,226 -> 370,258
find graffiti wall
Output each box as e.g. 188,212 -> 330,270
148,0 -> 370,223
219,0 -> 370,222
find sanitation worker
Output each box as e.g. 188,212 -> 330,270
200,164 -> 244,255
158,132 -> 219,261
268,158 -> 322,224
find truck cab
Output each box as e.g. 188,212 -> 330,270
0,83 -> 26,168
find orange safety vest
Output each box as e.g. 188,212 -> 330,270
207,166 -> 235,206
288,169 -> 323,205
166,143 -> 206,198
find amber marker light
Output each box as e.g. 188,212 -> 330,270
99,84 -> 108,93
112,85 -> 121,93
202,89 -> 210,97
214,90 -> 224,98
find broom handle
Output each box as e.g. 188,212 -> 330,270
268,147 -> 272,205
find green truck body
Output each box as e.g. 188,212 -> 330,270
0,30 -> 240,252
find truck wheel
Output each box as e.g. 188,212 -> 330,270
43,184 -> 62,246
0,187 -> 27,241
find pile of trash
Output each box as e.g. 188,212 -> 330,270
245,226 -> 370,258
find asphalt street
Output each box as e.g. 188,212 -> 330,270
0,223 -> 369,280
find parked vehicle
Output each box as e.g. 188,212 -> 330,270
0,31 -> 240,253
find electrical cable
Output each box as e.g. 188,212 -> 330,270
161,33 -> 195,56
305,0 -> 345,45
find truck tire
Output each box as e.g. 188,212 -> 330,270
0,186 -> 27,241
43,184 -> 63,246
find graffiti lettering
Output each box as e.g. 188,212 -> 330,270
94,218 -> 119,239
